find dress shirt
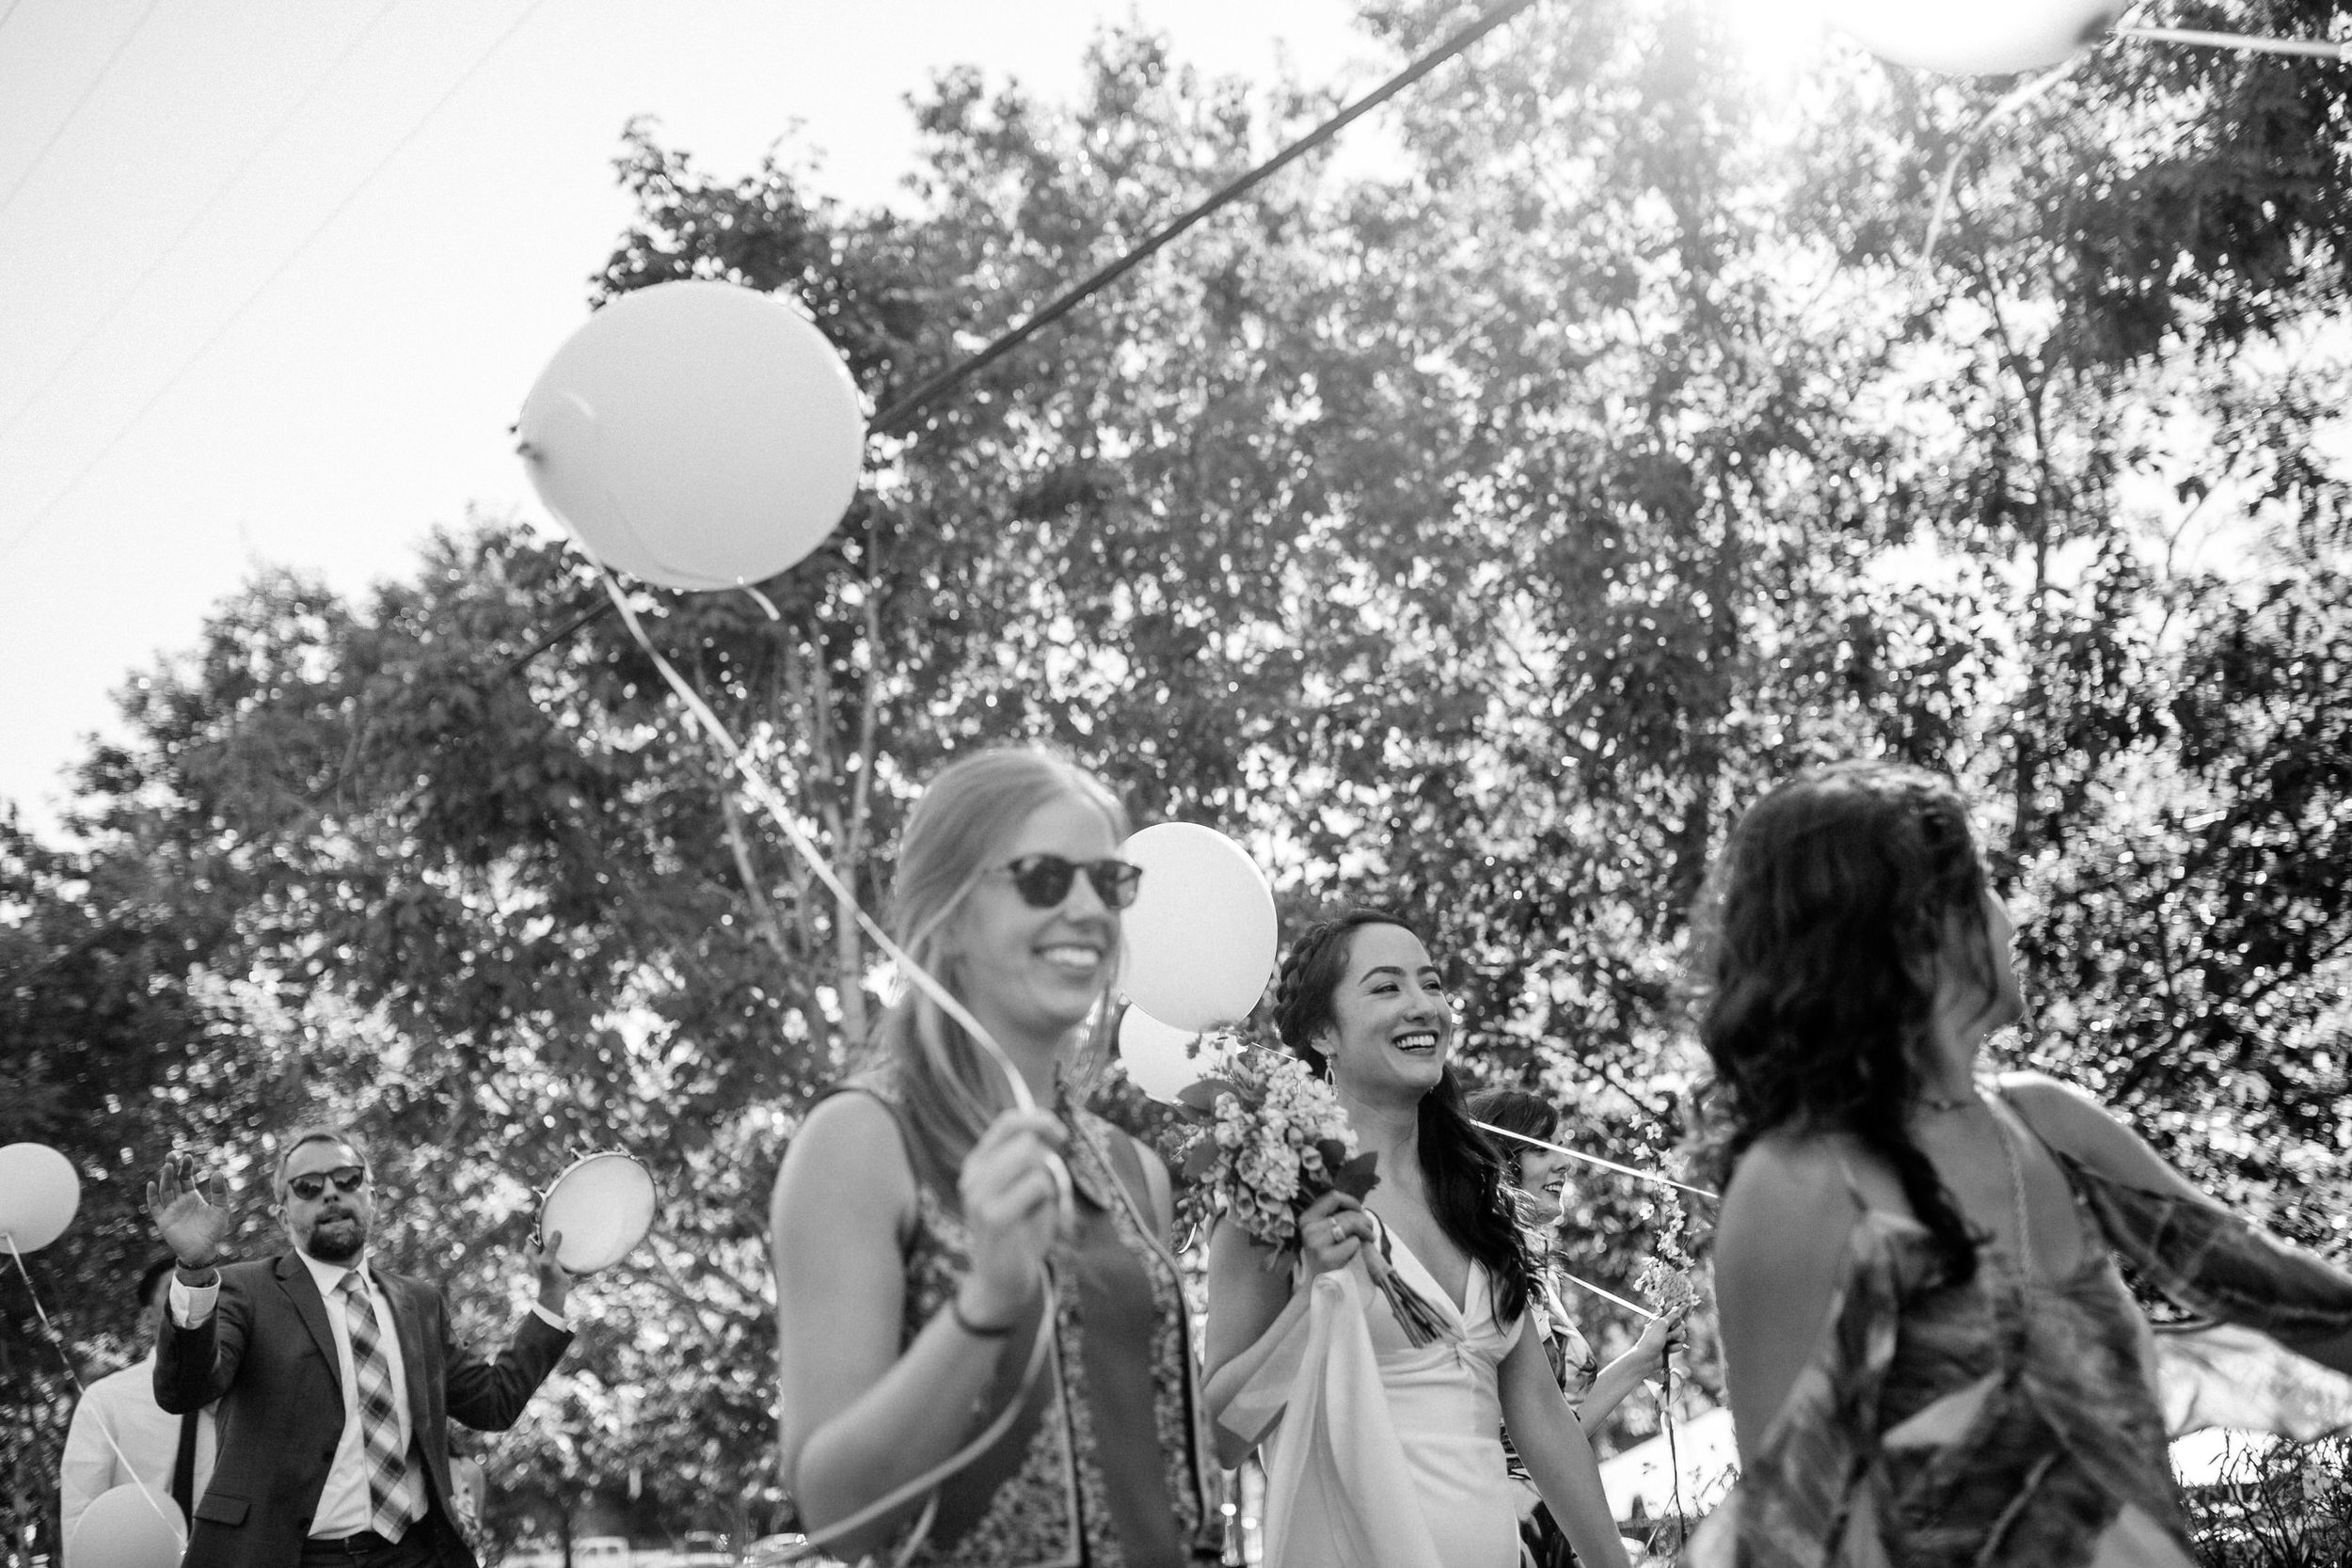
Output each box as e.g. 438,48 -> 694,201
169,1250 -> 570,1538
60,1354 -> 219,1541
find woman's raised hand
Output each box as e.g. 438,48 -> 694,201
1296,1190 -> 1371,1278
1634,1301 -> 1692,1370
954,1108 -> 1072,1330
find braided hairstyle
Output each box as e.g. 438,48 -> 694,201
1274,910 -> 1536,1323
1691,761 -> 2001,1287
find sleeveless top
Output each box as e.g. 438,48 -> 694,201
838,1066 -> 1216,1568
1689,1090 -> 2352,1567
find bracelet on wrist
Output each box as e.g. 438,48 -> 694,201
176,1259 -> 217,1277
949,1295 -> 1016,1339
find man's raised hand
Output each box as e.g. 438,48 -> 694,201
147,1152 -> 233,1269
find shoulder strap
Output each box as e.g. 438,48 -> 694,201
1094,1122 -> 1154,1218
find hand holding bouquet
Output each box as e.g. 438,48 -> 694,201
1172,1038 -> 1454,1345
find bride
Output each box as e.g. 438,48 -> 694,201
1202,910 -> 1629,1568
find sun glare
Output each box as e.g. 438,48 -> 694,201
1714,0 -> 1836,82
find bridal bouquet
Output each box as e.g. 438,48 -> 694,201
1173,1038 -> 1453,1345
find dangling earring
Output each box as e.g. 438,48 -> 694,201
1320,1056 -> 1334,1085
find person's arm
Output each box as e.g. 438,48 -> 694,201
58,1387 -> 119,1543
1497,1328 -> 1630,1568
1573,1304 -> 1689,1428
441,1238 -> 577,1431
1713,1136 -> 1867,1459
1199,1191 -> 1366,1469
2004,1071 -> 2352,1374
773,1097 -> 1068,1561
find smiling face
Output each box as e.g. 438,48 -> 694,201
279,1137 -> 376,1265
1316,922 -> 1452,1102
1515,1147 -> 1572,1218
945,792 -> 1123,1053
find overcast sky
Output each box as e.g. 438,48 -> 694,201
0,0 -> 1391,839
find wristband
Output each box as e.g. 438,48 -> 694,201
950,1296 -> 1016,1338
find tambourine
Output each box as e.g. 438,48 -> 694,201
535,1151 -> 657,1274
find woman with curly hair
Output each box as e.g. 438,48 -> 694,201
1202,910 -> 1629,1568
1690,760 -> 2352,1567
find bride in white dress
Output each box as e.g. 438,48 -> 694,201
1202,911 -> 1629,1568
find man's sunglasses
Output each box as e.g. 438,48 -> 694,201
287,1166 -> 368,1201
998,854 -> 1144,911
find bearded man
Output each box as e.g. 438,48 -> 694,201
150,1129 -> 574,1568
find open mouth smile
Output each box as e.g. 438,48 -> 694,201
1038,942 -> 1104,975
1392,1030 -> 1439,1056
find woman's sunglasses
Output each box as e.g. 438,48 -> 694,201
998,854 -> 1144,911
287,1165 -> 368,1201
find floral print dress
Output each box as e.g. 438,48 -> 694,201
842,1068 -> 1217,1568
1689,1092 -> 2352,1567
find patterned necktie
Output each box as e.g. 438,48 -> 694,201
336,1272 -> 422,1539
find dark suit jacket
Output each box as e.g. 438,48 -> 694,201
156,1252 -> 571,1568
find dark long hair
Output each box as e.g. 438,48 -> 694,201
1464,1087 -> 1562,1192
1274,909 -> 1535,1323
1691,761 -> 1997,1286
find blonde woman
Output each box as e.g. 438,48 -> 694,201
771,747 -> 1215,1565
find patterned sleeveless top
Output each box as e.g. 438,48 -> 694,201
1689,1089 -> 2352,1567
840,1067 -> 1216,1568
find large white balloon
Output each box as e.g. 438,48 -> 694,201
0,1143 -> 79,1252
67,1485 -> 184,1568
1119,822 -> 1279,1032
516,279 -> 867,591
1118,1007 -> 1221,1105
1829,0 -> 2126,74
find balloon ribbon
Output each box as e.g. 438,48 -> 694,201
1472,1120 -> 1720,1201
2121,26 -> 2352,63
6,1234 -> 186,1540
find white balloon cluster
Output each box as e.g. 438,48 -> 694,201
1115,822 -> 1279,1103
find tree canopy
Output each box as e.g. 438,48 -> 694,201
6,3 -> 2348,1559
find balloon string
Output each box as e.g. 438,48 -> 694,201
775,1297 -> 1057,1566
1551,1264 -> 1660,1322
1915,54 -> 2090,270
568,553 -> 1075,1560
6,1233 -> 186,1539
583,565 -> 1046,1117
519,438 -> 1049,1125
1472,1121 -> 1720,1201
2120,25 -> 2352,63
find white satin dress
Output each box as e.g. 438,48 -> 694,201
1231,1231 -> 1525,1568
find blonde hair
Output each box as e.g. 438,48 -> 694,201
870,745 -> 1129,1202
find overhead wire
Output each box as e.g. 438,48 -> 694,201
0,0 -> 169,220
0,0 -> 408,444
0,0 -> 548,568
868,0 -> 1540,434
514,0 -> 1545,659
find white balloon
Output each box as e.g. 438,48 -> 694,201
1829,0 -> 2125,74
0,1143 -> 79,1252
517,279 -> 867,591
1118,1007 -> 1220,1105
1119,822 -> 1279,1032
67,1485 -> 184,1568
